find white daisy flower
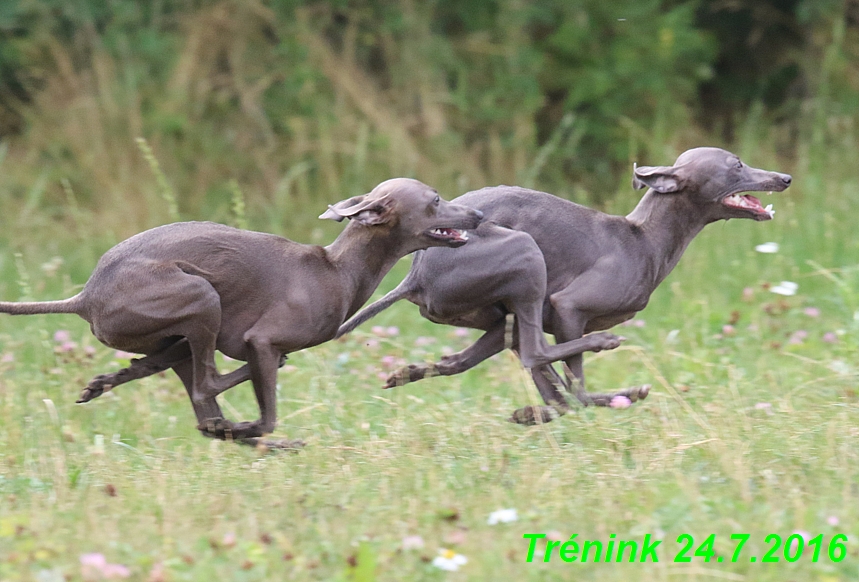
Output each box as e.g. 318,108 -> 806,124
487,508 -> 518,525
432,549 -> 468,571
770,281 -> 798,296
755,242 -> 779,253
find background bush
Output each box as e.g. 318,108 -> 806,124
0,0 -> 855,243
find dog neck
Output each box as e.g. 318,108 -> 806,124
325,222 -> 409,317
625,189 -> 710,285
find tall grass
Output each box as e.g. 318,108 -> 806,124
0,113 -> 858,579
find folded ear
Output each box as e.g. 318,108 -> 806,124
320,195 -> 364,222
351,203 -> 393,226
632,163 -> 681,193
319,193 -> 392,225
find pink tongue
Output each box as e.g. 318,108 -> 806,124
745,195 -> 763,210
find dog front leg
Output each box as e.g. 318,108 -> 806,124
384,321 -> 506,388
198,330 -> 305,449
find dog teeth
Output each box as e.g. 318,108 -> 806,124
764,204 -> 775,217
725,194 -> 757,209
431,228 -> 467,239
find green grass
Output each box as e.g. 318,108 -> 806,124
2,152 -> 859,581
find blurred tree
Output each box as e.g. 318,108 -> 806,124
692,0 -> 806,139
0,0 -> 856,230
0,1 -> 30,137
686,0 -> 859,155
528,0 -> 715,195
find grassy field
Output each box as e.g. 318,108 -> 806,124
1,143 -> 859,581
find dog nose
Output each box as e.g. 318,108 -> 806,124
781,174 -> 792,186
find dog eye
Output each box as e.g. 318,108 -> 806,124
736,159 -> 743,169
434,195 -> 440,204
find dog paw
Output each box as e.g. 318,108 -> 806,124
230,421 -> 267,439
242,437 -> 305,451
76,387 -> 101,404
198,417 -> 266,439
592,384 -> 651,407
76,376 -> 114,403
198,417 -> 234,438
508,405 -> 562,425
384,364 -> 436,389
591,332 -> 625,352
614,384 -> 650,403
631,384 -> 650,402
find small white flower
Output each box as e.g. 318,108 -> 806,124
40,257 -> 63,277
755,242 -> 779,253
92,434 -> 105,455
770,281 -> 798,296
829,360 -> 851,376
665,329 -> 680,343
34,568 -> 64,582
487,508 -> 518,525
432,549 -> 467,571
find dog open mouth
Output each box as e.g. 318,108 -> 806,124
427,227 -> 469,244
722,193 -> 775,219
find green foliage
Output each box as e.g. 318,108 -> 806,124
347,541 -> 377,582
229,179 -> 249,231
0,0 -> 854,238
531,0 -> 715,193
136,137 -> 180,222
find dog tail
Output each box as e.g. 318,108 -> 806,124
0,293 -> 86,316
337,274 -> 415,339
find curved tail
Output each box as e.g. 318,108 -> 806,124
0,293 -> 86,316
337,276 -> 414,338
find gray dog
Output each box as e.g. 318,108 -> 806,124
338,148 -> 792,424
0,178 -> 484,446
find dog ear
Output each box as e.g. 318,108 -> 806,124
319,194 -> 368,221
632,163 -> 681,193
319,194 -> 392,224
351,197 -> 394,226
